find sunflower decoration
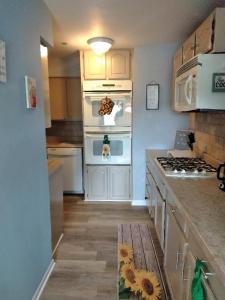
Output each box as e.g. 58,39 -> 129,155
118,244 -> 133,264
120,263 -> 139,294
136,270 -> 161,300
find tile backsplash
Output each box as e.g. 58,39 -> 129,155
189,112 -> 225,163
46,121 -> 83,143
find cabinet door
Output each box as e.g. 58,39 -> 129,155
173,47 -> 183,73
49,77 -> 66,120
83,51 -> 106,79
195,12 -> 215,55
86,166 -> 107,200
108,166 -> 130,200
155,188 -> 165,251
106,50 -> 130,79
164,210 -> 187,300
49,166 -> 63,253
66,77 -> 82,121
182,33 -> 195,63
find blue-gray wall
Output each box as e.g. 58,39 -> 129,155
132,43 -> 189,201
0,1 -> 53,299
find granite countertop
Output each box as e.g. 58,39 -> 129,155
146,149 -> 225,286
48,159 -> 63,176
47,142 -> 83,148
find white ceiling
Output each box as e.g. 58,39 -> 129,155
44,0 -> 223,57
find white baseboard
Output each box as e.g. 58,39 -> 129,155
132,199 -> 147,206
52,233 -> 63,256
84,199 -> 131,202
32,259 -> 55,300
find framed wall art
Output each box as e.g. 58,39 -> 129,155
0,40 -> 6,83
212,73 -> 225,92
146,82 -> 159,110
25,76 -> 37,109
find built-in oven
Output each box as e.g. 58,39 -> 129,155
83,80 -> 132,127
84,129 -> 131,165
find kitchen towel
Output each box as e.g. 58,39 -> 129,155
191,258 -> 205,300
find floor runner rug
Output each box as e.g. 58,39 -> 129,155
118,223 -> 169,300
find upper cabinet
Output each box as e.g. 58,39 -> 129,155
175,7 -> 225,69
81,49 -> 131,80
106,50 -> 130,79
182,33 -> 195,64
49,77 -> 67,120
83,51 -> 106,80
195,12 -> 215,55
49,77 -> 82,121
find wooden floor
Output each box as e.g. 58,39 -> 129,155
40,196 -> 160,300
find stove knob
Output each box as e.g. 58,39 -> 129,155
181,169 -> 186,174
173,169 -> 178,173
193,169 -> 198,174
202,169 -> 207,174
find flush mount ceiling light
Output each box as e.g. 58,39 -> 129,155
87,37 -> 113,55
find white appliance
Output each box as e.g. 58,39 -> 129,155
83,80 -> 132,127
47,147 -> 83,194
84,129 -> 131,165
175,54 -> 225,111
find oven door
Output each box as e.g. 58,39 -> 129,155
84,132 -> 131,165
83,92 -> 132,127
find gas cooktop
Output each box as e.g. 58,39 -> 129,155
156,157 -> 217,178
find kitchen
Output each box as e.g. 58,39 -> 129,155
0,1 -> 225,300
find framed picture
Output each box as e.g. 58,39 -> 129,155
0,40 -> 6,83
212,73 -> 225,92
146,83 -> 159,110
25,76 -> 37,109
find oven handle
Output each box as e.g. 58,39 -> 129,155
85,131 -> 131,135
84,93 -> 131,100
84,133 -> 131,139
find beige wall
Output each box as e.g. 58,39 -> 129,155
189,112 -> 225,163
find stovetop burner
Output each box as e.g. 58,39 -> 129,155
156,157 -> 217,178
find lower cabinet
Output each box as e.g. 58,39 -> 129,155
85,165 -> 131,200
48,163 -> 63,253
164,206 -> 187,300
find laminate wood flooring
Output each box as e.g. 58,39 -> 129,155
40,196 -> 154,300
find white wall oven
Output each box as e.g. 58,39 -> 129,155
84,130 -> 131,165
83,80 -> 132,127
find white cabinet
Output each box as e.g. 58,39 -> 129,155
82,49 -> 131,80
83,51 -> 106,80
86,166 -> 108,200
85,166 -> 130,200
106,50 -> 130,79
155,188 -> 165,251
164,207 -> 187,300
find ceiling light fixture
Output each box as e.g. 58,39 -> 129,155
87,37 -> 113,55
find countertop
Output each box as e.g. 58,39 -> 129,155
146,149 -> 225,286
48,159 -> 63,176
47,142 -> 83,148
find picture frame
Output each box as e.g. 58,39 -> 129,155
25,76 -> 37,109
146,83 -> 159,110
212,73 -> 225,92
0,40 -> 7,83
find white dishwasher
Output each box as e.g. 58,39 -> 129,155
47,147 -> 83,194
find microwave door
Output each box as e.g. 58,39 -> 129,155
176,75 -> 195,111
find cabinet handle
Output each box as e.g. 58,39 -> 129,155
176,251 -> 183,270
201,268 -> 216,280
171,208 -> 176,213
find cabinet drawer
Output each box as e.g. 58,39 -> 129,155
167,190 -> 186,234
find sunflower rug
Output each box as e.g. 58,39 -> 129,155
118,223 -> 169,300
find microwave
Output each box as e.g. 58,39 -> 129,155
175,54 -> 225,111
